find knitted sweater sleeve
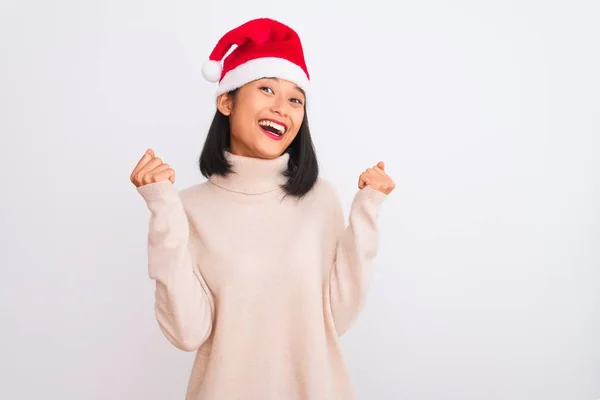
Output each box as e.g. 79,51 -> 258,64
328,185 -> 388,336
137,180 -> 214,351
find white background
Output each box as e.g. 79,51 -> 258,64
1,0 -> 598,399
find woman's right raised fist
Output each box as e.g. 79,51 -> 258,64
130,148 -> 175,187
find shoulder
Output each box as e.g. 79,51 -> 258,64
177,181 -> 213,205
307,177 -> 334,196
305,177 -> 342,208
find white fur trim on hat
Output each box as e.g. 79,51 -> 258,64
215,57 -> 310,97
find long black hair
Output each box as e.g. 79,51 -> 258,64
198,88 -> 319,198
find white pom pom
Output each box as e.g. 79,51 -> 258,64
201,60 -> 222,82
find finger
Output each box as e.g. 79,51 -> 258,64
155,164 -> 176,184
139,157 -> 163,175
151,168 -> 175,184
145,163 -> 171,180
131,149 -> 155,179
373,166 -> 386,175
362,169 -> 375,178
134,157 -> 163,184
141,163 -> 170,185
377,161 -> 385,171
365,167 -> 383,178
148,163 -> 171,174
358,175 -> 364,189
358,173 -> 368,189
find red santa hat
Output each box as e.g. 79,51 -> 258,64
201,18 -> 310,98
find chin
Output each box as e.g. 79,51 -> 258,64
251,135 -> 290,159
253,145 -> 287,160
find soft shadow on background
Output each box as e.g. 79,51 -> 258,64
1,0 -> 598,399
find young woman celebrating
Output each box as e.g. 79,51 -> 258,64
130,17 -> 395,400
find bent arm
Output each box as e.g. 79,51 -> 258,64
328,186 -> 387,335
138,180 -> 214,351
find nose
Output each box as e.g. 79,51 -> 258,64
270,95 -> 288,117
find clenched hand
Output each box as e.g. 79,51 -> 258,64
130,148 -> 175,187
358,161 -> 395,195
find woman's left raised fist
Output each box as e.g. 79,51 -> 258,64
358,161 -> 395,195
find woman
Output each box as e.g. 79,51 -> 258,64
130,17 -> 395,400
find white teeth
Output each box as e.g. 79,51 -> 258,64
259,120 -> 285,135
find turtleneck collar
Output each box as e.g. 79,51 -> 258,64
208,151 -> 290,194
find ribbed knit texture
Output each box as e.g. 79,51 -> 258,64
137,151 -> 387,399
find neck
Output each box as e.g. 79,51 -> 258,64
208,151 -> 290,194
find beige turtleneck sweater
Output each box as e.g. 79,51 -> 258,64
136,151 -> 387,400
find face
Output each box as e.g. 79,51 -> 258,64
217,78 -> 306,159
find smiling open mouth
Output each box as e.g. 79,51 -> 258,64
259,119 -> 286,137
